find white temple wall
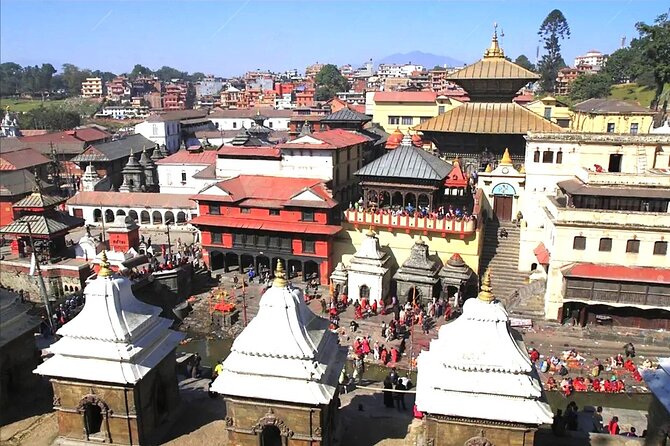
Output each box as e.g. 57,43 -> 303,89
347,270 -> 389,304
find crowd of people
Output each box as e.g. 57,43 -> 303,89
349,199 -> 476,223
552,404 -> 644,438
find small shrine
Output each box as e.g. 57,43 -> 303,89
415,270 -> 553,446
444,160 -> 469,197
90,215 -> 145,274
439,253 -> 477,306
477,148 -> 525,222
119,149 -> 145,192
0,182 -> 84,262
139,147 -> 159,192
211,261 -> 346,446
393,239 -> 441,304
0,289 -> 41,415
81,163 -> 102,192
150,144 -> 167,163
1,106 -> 21,137
385,128 -> 404,150
34,252 -> 184,445
347,228 -> 391,304
74,225 -> 104,260
329,262 -> 349,298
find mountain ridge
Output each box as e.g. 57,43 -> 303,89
374,51 -> 465,69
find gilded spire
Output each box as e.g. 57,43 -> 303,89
98,250 -> 112,278
483,22 -> 505,58
365,226 -> 376,237
500,148 -> 513,165
478,268 -> 495,302
273,259 -> 288,288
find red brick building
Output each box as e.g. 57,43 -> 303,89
190,175 -> 341,284
0,148 -> 52,224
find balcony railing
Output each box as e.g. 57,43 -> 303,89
344,209 -> 477,238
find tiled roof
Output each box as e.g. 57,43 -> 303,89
0,148 -> 51,170
356,139 -> 452,181
13,191 -> 66,209
279,129 -> 368,150
216,146 -> 282,159
208,108 -> 292,119
0,137 -> 85,156
192,164 -> 217,179
562,263 -> 670,285
321,108 -> 371,123
374,91 -> 437,103
190,215 -> 341,235
16,128 -> 110,144
572,98 -> 653,114
0,170 -> 51,197
0,212 -> 84,236
71,134 -> 155,163
66,191 -> 197,209
414,102 -> 563,134
155,150 -> 217,165
146,109 -> 208,122
447,57 -> 539,81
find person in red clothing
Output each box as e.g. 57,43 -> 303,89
371,299 -> 378,315
608,416 -> 620,435
390,347 -> 399,363
529,348 -> 540,363
362,337 -> 371,355
444,302 -> 452,321
380,347 -> 388,364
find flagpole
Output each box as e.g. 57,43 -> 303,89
26,221 -> 55,333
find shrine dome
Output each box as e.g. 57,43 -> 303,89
411,133 -> 423,147
385,128 -> 404,149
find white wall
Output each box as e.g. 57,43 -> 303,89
210,117 -> 290,131
135,120 -> 181,153
157,164 -> 218,194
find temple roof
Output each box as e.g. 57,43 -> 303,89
415,272 -> 553,425
356,136 -> 452,181
414,102 -> 563,134
0,170 -> 52,198
13,190 -> 66,209
439,253 -> 476,285
0,212 -> 84,237
393,240 -> 440,285
71,134 -> 154,163
34,253 -> 184,384
321,107 -> 372,123
572,98 -> 654,115
211,261 -> 346,405
444,161 -> 468,188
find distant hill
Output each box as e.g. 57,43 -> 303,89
375,51 -> 464,69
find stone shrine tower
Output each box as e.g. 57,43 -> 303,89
415,270 -> 552,445
211,261 -> 346,446
139,147 -> 159,192
119,150 -> 145,192
347,228 -> 391,304
81,163 -> 101,192
34,252 -> 184,445
393,239 -> 441,305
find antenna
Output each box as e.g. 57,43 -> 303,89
621,35 -> 627,48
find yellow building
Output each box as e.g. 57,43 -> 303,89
81,77 -> 103,98
524,96 -> 572,128
570,98 -> 657,134
370,91 -> 462,133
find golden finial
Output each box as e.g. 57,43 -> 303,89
478,268 -> 495,302
485,164 -> 493,173
273,260 -> 288,288
519,164 -> 526,174
483,22 -> 505,58
500,148 -> 513,165
98,250 -> 112,278
365,226 -> 376,237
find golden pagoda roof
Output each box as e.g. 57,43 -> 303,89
414,102 -> 564,134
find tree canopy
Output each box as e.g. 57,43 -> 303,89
537,9 -> 570,92
21,105 -> 81,130
569,73 -> 613,101
635,12 -> 670,108
514,55 -> 535,72
314,64 -> 348,101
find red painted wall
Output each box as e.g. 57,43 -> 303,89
0,200 -> 14,226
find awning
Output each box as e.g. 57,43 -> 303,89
562,263 -> 670,285
533,242 -> 551,265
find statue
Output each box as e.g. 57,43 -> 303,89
1,106 -> 21,137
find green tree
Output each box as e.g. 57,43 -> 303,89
189,72 -> 206,81
0,62 -> 23,96
22,105 -> 81,130
61,63 -> 91,96
314,64 -> 348,101
537,9 -> 571,92
514,54 -> 535,72
636,13 -> 670,109
155,66 -> 185,81
129,64 -> 153,79
569,73 -> 613,101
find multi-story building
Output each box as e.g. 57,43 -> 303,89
105,76 -> 130,101
554,67 -> 579,96
94,105 -> 150,120
524,96 -> 572,128
81,77 -> 104,98
208,108 -> 292,131
305,63 -> 325,79
370,91 -> 461,133
570,99 -> 657,134
296,87 -> 316,107
134,109 -> 210,153
520,132 -> 670,327
195,76 -> 224,98
220,86 -> 241,109
574,50 -> 607,72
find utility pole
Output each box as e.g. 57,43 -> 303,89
241,280 -> 248,326
26,221 -> 55,333
99,202 -> 106,244
165,219 -> 172,259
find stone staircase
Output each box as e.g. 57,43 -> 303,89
478,220 -> 544,318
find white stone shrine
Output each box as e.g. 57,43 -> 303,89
346,228 -> 391,304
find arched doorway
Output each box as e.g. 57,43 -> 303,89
104,209 -> 114,223
140,211 -> 150,224
93,209 -> 102,222
241,254 -> 254,273
418,193 -> 430,209
392,192 -> 403,207
287,259 -> 302,280
152,211 -> 163,225
260,425 -> 282,446
84,404 -> 103,435
225,253 -> 239,273
359,285 -> 370,299
165,211 -> 175,224
128,210 -> 138,222
210,250 -> 224,271
379,191 -> 391,207
177,211 -> 186,223
491,183 -> 516,221
407,286 -> 421,305
256,255 -> 270,275
116,209 -> 126,216
405,193 -> 416,209
76,395 -> 109,441
304,260 -> 319,282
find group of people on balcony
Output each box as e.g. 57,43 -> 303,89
349,199 -> 475,223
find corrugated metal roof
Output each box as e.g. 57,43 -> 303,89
355,142 -> 452,181
0,171 -> 52,197
447,58 -> 539,81
414,102 -> 563,134
0,148 -> 51,171
374,91 -> 437,103
562,263 -> 670,285
13,191 -> 66,209
321,108 -> 371,123
66,191 -> 197,209
71,134 -> 155,163
572,98 -> 654,114
0,212 -> 84,236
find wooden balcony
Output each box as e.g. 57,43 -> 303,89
344,209 -> 477,238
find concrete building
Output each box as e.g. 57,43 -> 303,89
195,76 -> 224,98
570,99 -> 657,134
81,77 -> 104,98
371,91 -> 459,133
524,96 -> 572,128
574,49 -> 607,71
208,108 -> 292,131
134,110 -> 211,153
155,148 -> 219,194
555,67 -> 580,96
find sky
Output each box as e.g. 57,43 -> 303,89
1,0 -> 668,77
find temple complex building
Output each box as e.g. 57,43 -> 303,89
416,271 -> 553,445
0,147 -> 52,224
34,252 -> 184,445
347,228 -> 392,303
211,261 -> 346,446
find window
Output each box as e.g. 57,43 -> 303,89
181,171 -> 187,184
240,208 -> 250,214
556,150 -> 563,164
302,210 -> 315,222
401,116 -> 413,125
608,154 -> 622,173
542,151 -> 554,163
533,149 -> 540,163
544,107 -> 552,119
573,236 -> 586,250
209,204 -> 220,215
211,232 -> 222,244
630,123 -> 639,135
420,116 -> 431,123
599,237 -> 612,252
438,105 -> 445,114
302,240 -> 315,253
269,121 -> 273,128
557,118 -> 570,128
607,122 -> 615,133
269,209 -> 280,216
388,116 -> 400,125
232,121 -> 237,129
654,241 -> 668,255
626,239 -> 640,253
